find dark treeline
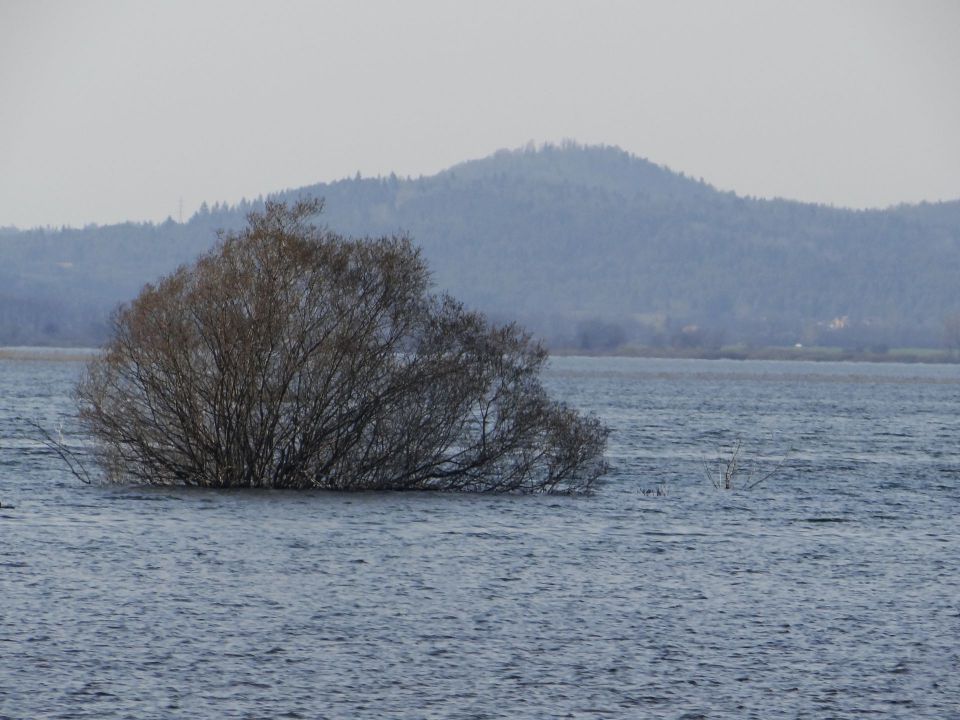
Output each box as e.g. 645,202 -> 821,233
2,142 -> 959,351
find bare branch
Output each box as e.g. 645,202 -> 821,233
704,437 -> 791,491
25,418 -> 93,485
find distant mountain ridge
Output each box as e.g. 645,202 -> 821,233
1,143 -> 958,349
440,143 -> 711,200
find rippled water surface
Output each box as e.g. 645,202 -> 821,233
2,356 -> 959,719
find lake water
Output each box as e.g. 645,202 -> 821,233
1,355 -> 958,719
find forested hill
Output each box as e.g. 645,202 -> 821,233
2,143 -> 959,349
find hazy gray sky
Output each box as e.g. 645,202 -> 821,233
2,0 -> 959,228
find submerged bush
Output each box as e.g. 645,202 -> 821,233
77,199 -> 608,492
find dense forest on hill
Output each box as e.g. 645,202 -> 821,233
2,143 -> 959,351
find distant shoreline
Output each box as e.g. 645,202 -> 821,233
550,345 -> 960,365
3,344 -> 958,366
0,347 -> 101,362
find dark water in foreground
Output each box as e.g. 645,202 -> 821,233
1,356 -> 958,719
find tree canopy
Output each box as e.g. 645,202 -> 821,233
77,199 -> 609,492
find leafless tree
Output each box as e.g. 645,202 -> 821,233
77,199 -> 609,492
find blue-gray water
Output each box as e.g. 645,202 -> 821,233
1,356 -> 958,719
